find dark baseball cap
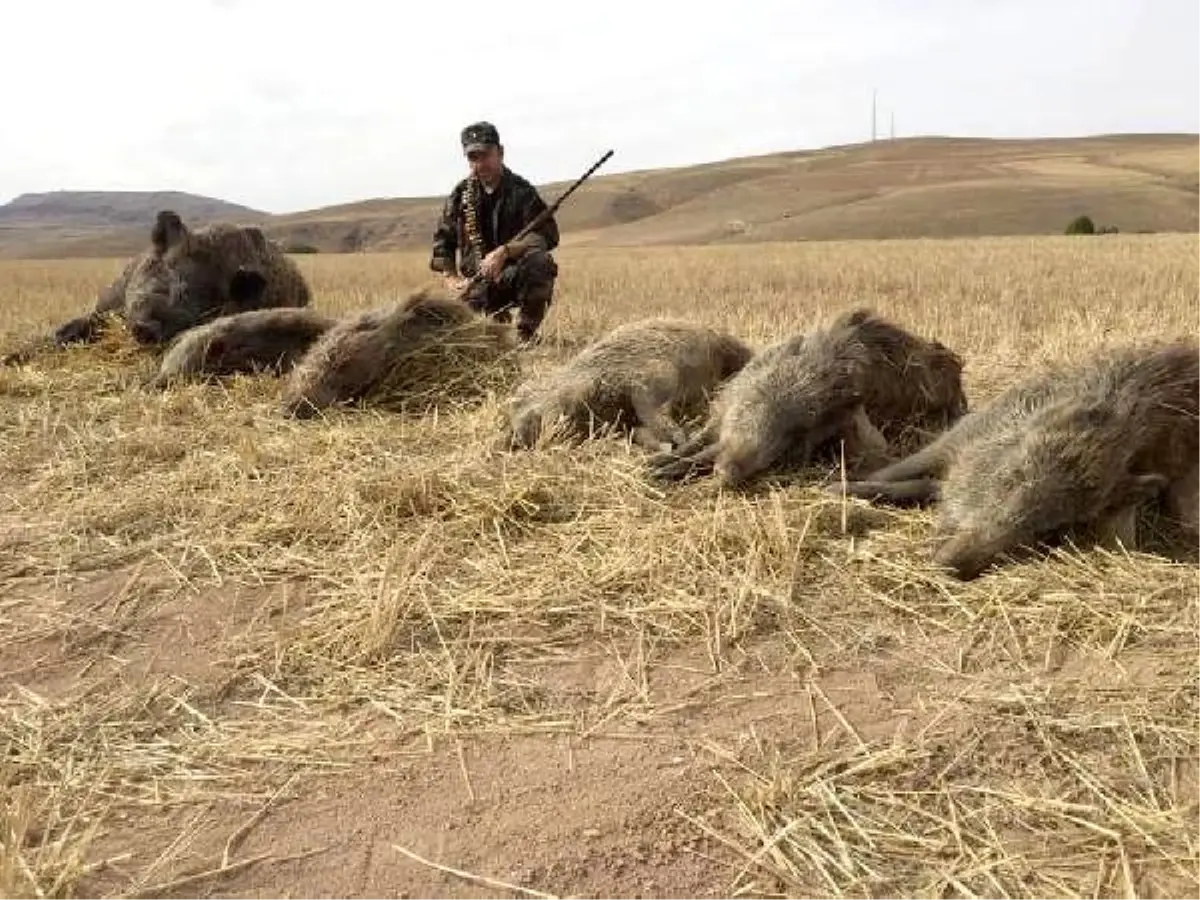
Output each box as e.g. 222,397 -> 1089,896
461,121 -> 500,154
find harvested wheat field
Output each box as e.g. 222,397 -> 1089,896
1,234 -> 1197,899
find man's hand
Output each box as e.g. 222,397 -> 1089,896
443,275 -> 470,299
479,245 -> 509,282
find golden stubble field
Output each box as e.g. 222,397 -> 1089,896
1,234 -> 1198,900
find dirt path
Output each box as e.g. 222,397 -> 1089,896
12,564 -> 919,900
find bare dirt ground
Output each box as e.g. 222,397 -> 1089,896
1,235 -> 1197,899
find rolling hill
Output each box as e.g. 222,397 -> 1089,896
0,191 -> 268,259
0,132 -> 1195,260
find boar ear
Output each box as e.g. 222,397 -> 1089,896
244,226 -> 270,254
152,210 -> 187,254
229,267 -> 268,308
841,308 -> 875,327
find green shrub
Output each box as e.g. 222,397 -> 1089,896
1065,215 -> 1096,235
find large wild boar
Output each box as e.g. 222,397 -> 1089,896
647,308 -> 968,488
832,339 -> 1200,579
496,318 -> 753,451
2,210 -> 312,364
280,288 -> 516,419
150,287 -> 336,389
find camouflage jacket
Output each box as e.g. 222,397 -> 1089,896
430,167 -> 559,277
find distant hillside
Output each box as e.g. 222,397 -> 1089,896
0,191 -> 268,259
0,133 -> 1195,259
0,190 -> 267,227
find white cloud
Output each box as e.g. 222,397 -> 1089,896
1,0 -> 1195,213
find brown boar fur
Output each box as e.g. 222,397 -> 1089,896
647,308 -> 968,488
497,318 -> 753,452
830,364 -> 1072,507
834,339 -> 1200,579
846,309 -> 969,453
280,288 -> 515,419
124,211 -> 312,345
150,284 -> 336,388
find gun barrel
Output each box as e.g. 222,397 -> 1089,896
511,149 -> 614,243
549,149 -> 615,213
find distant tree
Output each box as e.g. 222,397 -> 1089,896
1065,215 -> 1096,235
284,242 -> 320,254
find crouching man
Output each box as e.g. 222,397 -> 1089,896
430,120 -> 560,346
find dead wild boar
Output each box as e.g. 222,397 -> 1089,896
280,288 -> 515,419
832,339 -> 1200,579
497,318 -> 752,451
3,210 -> 312,364
647,308 -> 967,488
150,282 -> 335,388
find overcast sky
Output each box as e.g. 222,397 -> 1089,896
2,0 -> 1196,214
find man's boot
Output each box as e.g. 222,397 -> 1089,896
516,283 -> 554,347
